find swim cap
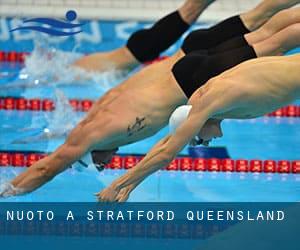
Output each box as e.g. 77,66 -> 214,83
169,105 -> 204,145
169,105 -> 192,134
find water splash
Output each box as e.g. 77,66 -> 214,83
12,89 -> 81,144
43,89 -> 81,137
3,35 -> 127,92
20,35 -> 82,84
0,182 -> 25,198
0,167 -> 26,198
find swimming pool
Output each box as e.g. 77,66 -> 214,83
0,19 -> 300,203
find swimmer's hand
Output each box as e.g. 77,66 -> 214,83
95,185 -> 120,202
95,184 -> 134,202
115,186 -> 132,202
0,183 -> 18,198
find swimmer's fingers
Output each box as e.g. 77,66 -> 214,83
0,185 -> 16,198
95,190 -> 107,202
95,186 -> 119,202
0,190 -> 15,198
0,187 -> 5,197
116,188 -> 131,202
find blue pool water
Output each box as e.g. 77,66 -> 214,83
0,22 -> 300,202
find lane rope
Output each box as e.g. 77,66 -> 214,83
1,50 -> 299,117
0,151 -> 299,174
0,50 -> 167,64
0,97 -> 299,117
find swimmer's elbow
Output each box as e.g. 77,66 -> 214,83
159,147 -> 176,167
36,152 -> 70,181
36,165 -> 56,181
158,136 -> 178,165
158,153 -> 172,167
38,144 -> 80,180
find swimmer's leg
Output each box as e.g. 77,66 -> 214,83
253,23 -> 300,57
73,0 -> 215,73
240,0 -> 300,31
245,7 -> 300,45
210,7 -> 300,54
181,0 -> 300,54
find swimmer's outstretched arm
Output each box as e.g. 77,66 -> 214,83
97,112 -> 212,202
97,90 -> 224,202
0,105 -> 115,197
0,140 -> 89,197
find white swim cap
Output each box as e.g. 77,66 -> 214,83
169,105 -> 192,134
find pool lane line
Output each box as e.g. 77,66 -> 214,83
0,50 -> 168,64
0,151 -> 299,174
0,97 -> 300,117
0,97 -> 93,112
0,51 -> 28,63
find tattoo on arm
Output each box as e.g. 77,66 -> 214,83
127,117 -> 146,136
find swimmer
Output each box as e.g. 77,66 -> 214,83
18,2 -> 300,142
73,0 -> 217,73
98,54 -> 300,202
73,0 -> 300,73
2,0 -> 300,197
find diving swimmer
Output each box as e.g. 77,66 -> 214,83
98,54 -> 300,202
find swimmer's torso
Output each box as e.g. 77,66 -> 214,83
114,49 -> 187,119
91,50 -> 187,149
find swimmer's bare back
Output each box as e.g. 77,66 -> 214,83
189,54 -> 300,120
83,50 -> 188,150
